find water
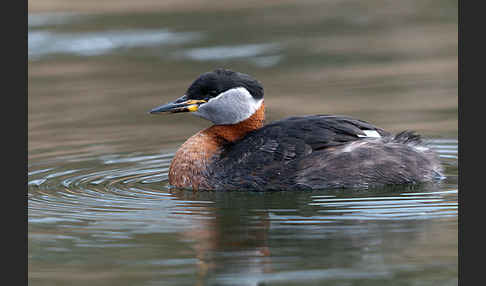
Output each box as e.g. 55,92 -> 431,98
28,1 -> 457,285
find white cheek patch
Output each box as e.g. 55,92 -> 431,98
194,87 -> 263,125
357,130 -> 381,138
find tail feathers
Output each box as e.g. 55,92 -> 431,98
392,130 -> 423,145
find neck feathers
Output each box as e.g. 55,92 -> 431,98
168,102 -> 265,190
208,101 -> 265,142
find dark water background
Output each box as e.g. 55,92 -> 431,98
28,1 -> 457,285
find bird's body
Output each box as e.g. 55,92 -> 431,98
150,69 -> 443,191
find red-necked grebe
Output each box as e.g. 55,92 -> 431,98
150,68 -> 443,191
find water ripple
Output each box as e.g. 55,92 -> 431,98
177,43 -> 279,60
28,140 -> 458,233
28,151 -> 189,234
28,29 -> 202,59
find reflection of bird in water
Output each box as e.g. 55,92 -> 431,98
150,69 -> 443,191
171,190 -> 272,286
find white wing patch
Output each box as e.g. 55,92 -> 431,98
357,130 -> 381,138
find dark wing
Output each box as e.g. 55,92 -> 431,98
206,115 -> 390,190
260,115 -> 389,150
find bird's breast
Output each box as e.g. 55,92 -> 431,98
168,130 -> 224,190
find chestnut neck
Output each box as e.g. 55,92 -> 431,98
206,101 -> 265,142
168,102 -> 265,190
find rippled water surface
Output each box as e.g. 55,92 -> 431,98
28,1 -> 457,285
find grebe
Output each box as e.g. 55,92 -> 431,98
150,69 -> 443,191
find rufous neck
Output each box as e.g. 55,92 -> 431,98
207,101 -> 265,142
